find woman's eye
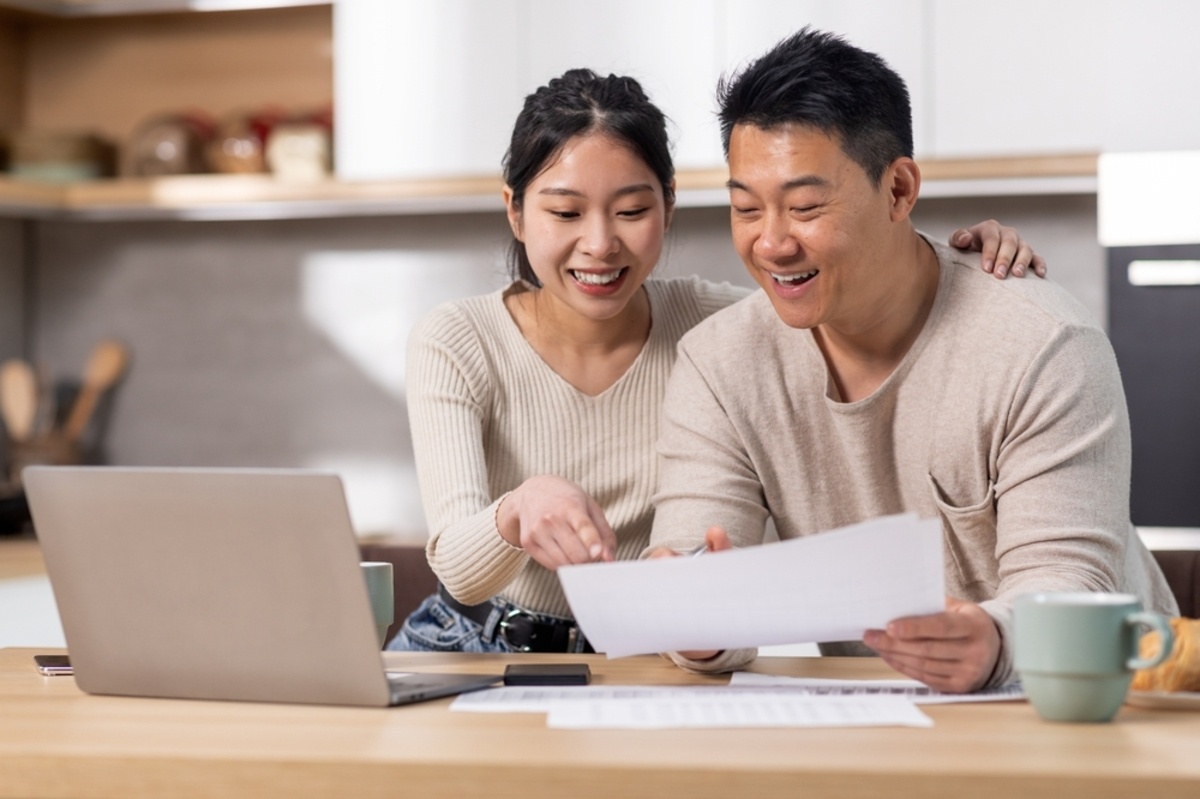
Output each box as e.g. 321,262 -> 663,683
550,210 -> 580,219
617,207 -> 650,218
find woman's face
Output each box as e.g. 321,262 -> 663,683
506,132 -> 673,323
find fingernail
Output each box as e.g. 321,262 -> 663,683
1013,265 -> 1025,277
982,258 -> 994,273
590,544 -> 602,558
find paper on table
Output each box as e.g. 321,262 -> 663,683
728,673 -> 1026,704
546,694 -> 933,729
558,514 -> 944,657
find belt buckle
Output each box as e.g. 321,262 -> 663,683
499,607 -> 536,653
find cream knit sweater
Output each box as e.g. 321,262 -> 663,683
650,237 -> 1177,685
407,276 -> 747,617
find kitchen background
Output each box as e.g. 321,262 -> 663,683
0,2 -> 1198,648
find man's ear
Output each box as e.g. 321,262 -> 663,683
503,186 -> 523,240
885,158 -> 921,222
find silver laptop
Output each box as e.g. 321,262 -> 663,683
24,466 -> 500,707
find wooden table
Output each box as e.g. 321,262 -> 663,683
1,648 -> 1198,798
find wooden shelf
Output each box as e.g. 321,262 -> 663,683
0,153 -> 1100,222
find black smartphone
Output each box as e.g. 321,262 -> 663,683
503,663 -> 591,686
33,654 -> 73,676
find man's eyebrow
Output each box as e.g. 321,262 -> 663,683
537,184 -> 656,198
726,176 -> 829,191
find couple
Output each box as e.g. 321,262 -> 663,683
389,28 -> 1176,693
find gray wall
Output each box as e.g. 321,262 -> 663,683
19,194 -> 1102,539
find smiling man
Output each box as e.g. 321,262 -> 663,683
647,28 -> 1176,692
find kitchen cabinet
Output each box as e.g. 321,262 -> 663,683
3,0 -> 1141,220
931,0 -> 1200,157
335,0 -> 928,179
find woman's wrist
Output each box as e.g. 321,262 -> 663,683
494,489 -> 520,547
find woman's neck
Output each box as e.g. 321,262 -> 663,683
505,283 -> 652,396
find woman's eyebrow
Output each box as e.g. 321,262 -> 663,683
537,183 -> 656,198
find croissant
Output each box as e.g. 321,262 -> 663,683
1132,617 -> 1200,692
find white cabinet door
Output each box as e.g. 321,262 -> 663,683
334,0 -> 523,180
931,0 -> 1200,157
1100,0 -> 1200,153
931,0 -> 1108,157
524,0 -> 724,170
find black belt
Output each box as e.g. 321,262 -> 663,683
437,585 -> 592,653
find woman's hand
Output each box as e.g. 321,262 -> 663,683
496,475 -> 617,571
950,220 -> 1048,279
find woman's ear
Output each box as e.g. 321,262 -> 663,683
664,178 -> 677,231
503,186 -> 523,240
886,158 -> 921,222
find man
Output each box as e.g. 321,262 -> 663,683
646,28 -> 1176,692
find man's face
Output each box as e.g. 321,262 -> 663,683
727,123 -> 896,331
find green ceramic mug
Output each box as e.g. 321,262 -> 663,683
1014,592 -> 1174,723
360,561 -> 395,648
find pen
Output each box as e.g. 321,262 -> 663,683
686,544 -> 707,558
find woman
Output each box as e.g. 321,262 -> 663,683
388,68 -> 1045,654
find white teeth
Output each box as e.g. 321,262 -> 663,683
771,270 -> 817,285
572,269 -> 623,285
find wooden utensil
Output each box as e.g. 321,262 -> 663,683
63,340 -> 129,443
0,359 -> 39,442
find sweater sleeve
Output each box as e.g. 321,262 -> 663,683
649,335 -> 772,553
406,306 -> 529,604
647,327 -> 774,672
976,322 -> 1142,686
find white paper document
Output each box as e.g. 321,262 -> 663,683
558,514 -> 945,657
546,695 -> 933,729
728,673 -> 1026,704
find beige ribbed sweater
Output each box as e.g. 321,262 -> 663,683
408,276 -> 748,617
651,237 -> 1178,686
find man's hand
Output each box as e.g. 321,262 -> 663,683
950,220 -> 1048,279
647,526 -> 733,661
496,475 -> 617,571
862,597 -> 1001,693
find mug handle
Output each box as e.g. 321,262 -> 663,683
1125,612 -> 1175,671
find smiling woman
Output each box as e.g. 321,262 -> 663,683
385,67 -> 1045,656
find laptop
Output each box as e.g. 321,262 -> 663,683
24,466 -> 500,707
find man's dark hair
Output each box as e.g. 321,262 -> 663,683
717,27 -> 913,186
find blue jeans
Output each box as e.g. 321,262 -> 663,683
387,592 -> 517,653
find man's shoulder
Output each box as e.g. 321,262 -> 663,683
932,240 -> 1101,334
647,276 -> 753,323
679,287 -> 772,339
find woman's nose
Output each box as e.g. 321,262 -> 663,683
579,216 -> 620,258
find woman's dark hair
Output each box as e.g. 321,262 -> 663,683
717,27 -> 912,186
503,68 -> 675,286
